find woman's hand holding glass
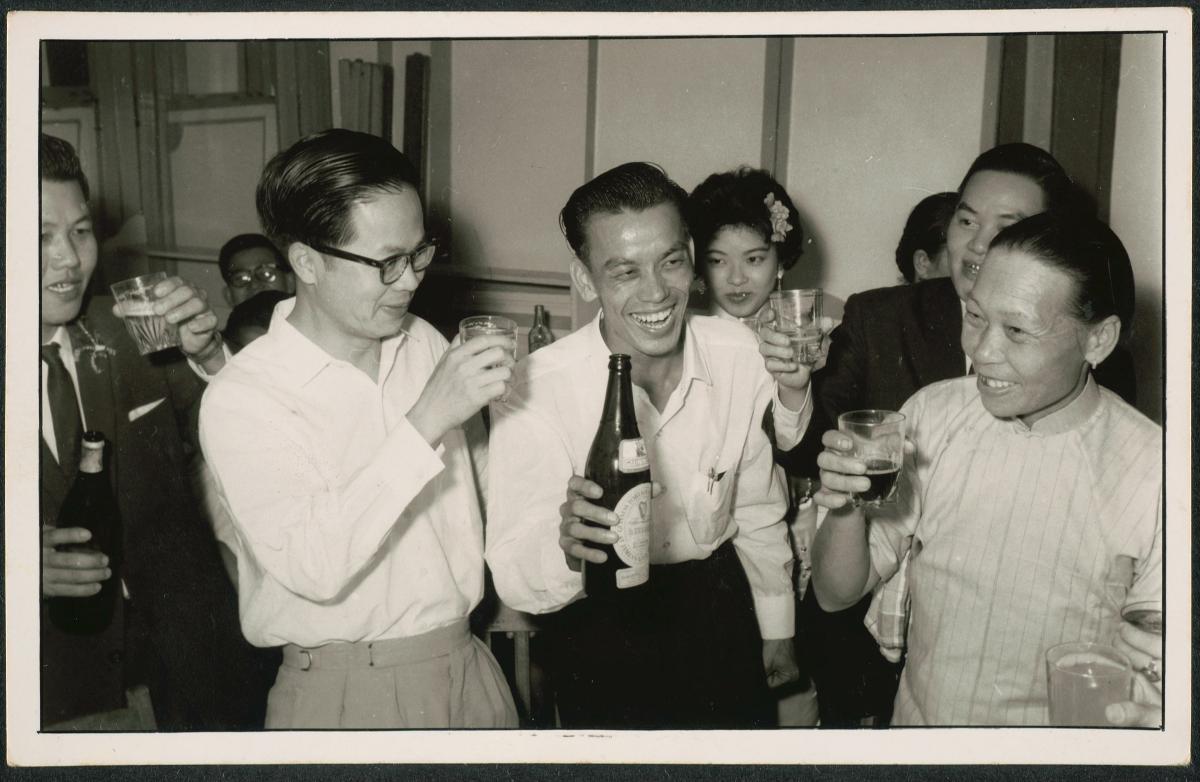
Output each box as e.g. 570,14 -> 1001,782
814,428 -> 915,513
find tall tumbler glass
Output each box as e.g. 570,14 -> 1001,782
837,410 -> 905,506
459,315 -> 518,402
110,271 -> 181,355
768,289 -> 823,365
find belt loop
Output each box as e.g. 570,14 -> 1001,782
298,649 -> 312,671
368,642 -> 375,667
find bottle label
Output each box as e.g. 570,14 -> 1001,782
612,482 -> 651,589
618,438 -> 649,473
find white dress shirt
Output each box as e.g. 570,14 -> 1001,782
41,327 -> 87,463
199,299 -> 486,648
486,313 -> 811,640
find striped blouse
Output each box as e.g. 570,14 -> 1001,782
865,375 -> 1162,726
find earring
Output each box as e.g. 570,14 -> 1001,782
776,269 -> 785,281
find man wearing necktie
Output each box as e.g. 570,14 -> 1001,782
39,133 -> 273,730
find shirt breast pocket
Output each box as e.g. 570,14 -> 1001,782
687,459 -> 737,546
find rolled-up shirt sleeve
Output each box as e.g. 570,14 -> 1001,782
200,381 -> 444,603
485,395 -> 584,614
770,381 -> 812,452
730,377 -> 796,640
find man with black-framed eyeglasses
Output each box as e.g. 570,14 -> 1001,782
217,233 -> 294,307
200,129 -> 518,730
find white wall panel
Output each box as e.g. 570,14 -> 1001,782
592,38 -> 768,192
784,36 -> 993,311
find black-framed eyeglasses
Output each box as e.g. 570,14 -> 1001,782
228,264 -> 287,288
309,239 -> 437,285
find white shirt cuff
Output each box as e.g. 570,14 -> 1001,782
187,343 -> 233,382
753,590 -> 795,640
771,382 -> 811,451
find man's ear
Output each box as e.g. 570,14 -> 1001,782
570,257 -> 598,303
288,242 -> 320,286
912,249 -> 933,281
1083,314 -> 1120,368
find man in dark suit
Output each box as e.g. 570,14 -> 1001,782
793,143 -> 1137,727
39,133 -> 275,729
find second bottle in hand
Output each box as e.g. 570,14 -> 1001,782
583,354 -> 652,599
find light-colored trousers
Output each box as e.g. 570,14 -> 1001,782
265,619 -> 518,729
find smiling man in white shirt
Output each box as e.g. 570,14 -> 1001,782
200,129 -> 518,729
486,162 -> 813,728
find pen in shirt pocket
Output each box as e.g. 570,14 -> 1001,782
707,466 -> 727,494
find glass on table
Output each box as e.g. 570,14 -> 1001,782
1045,642 -> 1133,726
837,410 -> 905,506
767,289 -> 823,365
110,271 -> 181,355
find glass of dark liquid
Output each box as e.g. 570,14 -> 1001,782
837,409 -> 905,506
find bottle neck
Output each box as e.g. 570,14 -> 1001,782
600,363 -> 639,436
79,444 -> 104,475
534,306 -> 548,328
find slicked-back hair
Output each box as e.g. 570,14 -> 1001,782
256,128 -> 421,252
990,212 -> 1134,337
895,191 -> 958,283
686,166 -> 805,272
958,142 -> 1090,219
218,233 -> 288,282
40,133 -> 90,201
560,162 -> 689,262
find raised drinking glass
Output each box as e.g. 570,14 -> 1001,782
837,409 -> 905,506
110,271 -> 180,355
767,289 -> 823,365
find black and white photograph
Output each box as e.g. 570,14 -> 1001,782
5,6 -> 1191,768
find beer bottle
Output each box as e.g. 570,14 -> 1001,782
528,304 -> 555,353
583,354 -> 651,599
48,431 -> 122,634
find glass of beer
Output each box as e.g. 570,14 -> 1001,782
1046,642 -> 1134,726
459,315 -> 518,401
767,289 -> 823,365
837,409 -> 905,506
110,271 -> 181,355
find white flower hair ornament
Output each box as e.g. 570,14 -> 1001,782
764,193 -> 792,243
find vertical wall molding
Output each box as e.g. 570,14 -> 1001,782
1024,35 -> 1056,151
979,34 -> 1005,151
761,37 -> 793,181
425,40 -> 453,251
583,39 -> 599,182
573,39 -> 602,329
1051,33 -> 1122,220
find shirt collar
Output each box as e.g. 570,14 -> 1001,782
1011,374 -> 1102,435
267,298 -> 411,387
584,310 -> 712,390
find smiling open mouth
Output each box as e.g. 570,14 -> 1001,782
979,375 -> 1015,390
629,307 -> 673,331
962,260 -> 981,279
46,281 -> 81,295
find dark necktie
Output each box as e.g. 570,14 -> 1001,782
42,343 -> 83,473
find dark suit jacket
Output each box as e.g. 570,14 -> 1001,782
41,296 -> 276,729
787,276 -> 1138,477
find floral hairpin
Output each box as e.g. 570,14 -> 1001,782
764,193 -> 792,243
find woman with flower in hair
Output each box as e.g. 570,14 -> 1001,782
686,167 -> 806,322
687,167 -> 820,727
